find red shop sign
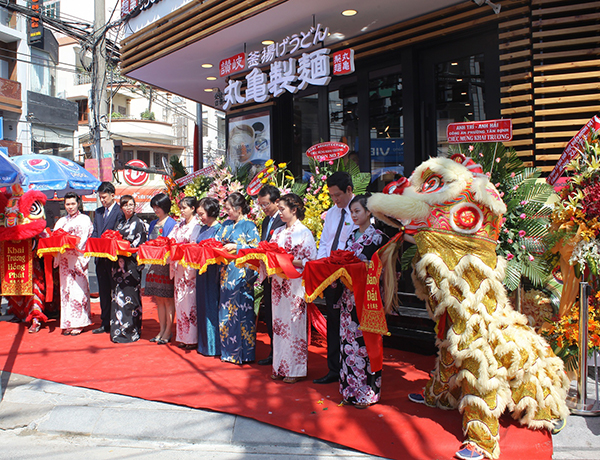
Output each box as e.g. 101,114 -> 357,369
220,53 -> 246,78
306,142 -> 349,162
447,119 -> 513,144
123,160 -> 149,186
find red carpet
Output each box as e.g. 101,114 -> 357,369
0,298 -> 552,459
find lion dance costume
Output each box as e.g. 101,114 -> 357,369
0,184 -> 48,332
368,155 -> 569,459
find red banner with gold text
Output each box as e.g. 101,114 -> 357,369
0,239 -> 33,295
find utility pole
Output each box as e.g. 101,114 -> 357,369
91,0 -> 106,181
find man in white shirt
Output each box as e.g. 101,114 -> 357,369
313,171 -> 356,384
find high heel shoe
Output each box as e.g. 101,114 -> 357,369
150,335 -> 161,343
157,336 -> 171,345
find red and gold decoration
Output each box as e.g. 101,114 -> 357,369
235,241 -> 300,280
170,238 -> 235,274
84,230 -> 136,261
137,236 -> 173,265
303,250 -> 389,372
37,228 -> 81,302
0,239 -> 33,295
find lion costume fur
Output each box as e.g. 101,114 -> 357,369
368,155 -> 569,459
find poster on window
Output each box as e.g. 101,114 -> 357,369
227,110 -> 271,171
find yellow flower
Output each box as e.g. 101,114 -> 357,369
265,159 -> 274,167
261,178 -> 268,184
267,167 -> 275,174
269,181 -> 276,186
257,172 -> 264,178
285,175 -> 294,181
278,163 -> 287,168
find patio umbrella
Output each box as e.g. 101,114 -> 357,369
0,150 -> 24,187
12,154 -> 101,198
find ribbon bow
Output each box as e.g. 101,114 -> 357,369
329,250 -> 361,265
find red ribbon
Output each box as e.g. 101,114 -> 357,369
236,241 -> 301,280
38,228 -> 82,303
329,249 -> 362,265
137,237 -> 173,265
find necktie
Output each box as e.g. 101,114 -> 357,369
330,208 -> 346,253
266,216 -> 273,238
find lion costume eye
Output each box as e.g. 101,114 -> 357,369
29,201 -> 44,219
421,175 -> 444,194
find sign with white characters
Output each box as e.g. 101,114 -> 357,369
220,53 -> 246,78
219,24 -> 354,111
123,160 -> 149,186
333,49 -> 355,76
223,48 -> 336,110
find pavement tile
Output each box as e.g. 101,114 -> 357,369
0,401 -> 53,430
36,405 -> 103,434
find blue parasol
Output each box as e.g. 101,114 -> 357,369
12,154 -> 101,198
0,150 -> 25,187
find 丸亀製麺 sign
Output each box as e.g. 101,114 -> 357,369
220,53 -> 245,78
123,160 -> 149,186
306,142 -> 349,162
447,119 -> 512,143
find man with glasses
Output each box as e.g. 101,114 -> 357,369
256,185 -> 285,365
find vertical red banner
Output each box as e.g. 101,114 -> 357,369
0,239 -> 33,295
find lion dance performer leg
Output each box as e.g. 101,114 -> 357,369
368,155 -> 569,459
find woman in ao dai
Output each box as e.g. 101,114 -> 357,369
192,197 -> 222,356
270,194 -> 317,383
111,195 -> 147,343
170,196 -> 201,349
54,192 -> 93,335
215,192 -> 259,364
340,195 -> 388,407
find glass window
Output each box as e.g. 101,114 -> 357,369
435,54 -> 485,155
293,93 -> 319,170
30,48 -> 56,96
329,82 -> 358,158
369,66 -> 403,192
137,150 -> 150,166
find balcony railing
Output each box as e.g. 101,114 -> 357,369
74,72 -> 92,85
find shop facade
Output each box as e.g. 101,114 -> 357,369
119,0 -> 600,345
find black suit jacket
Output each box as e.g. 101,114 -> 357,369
261,213 -> 285,242
91,203 -> 125,238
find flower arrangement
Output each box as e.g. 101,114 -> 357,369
542,291 -> 600,371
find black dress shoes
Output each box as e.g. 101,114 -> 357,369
92,326 -> 108,334
258,355 -> 273,365
313,371 -> 339,384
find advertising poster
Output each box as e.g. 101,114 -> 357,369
227,110 -> 271,171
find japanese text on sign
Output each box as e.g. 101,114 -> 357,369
220,53 -> 246,78
247,24 -> 329,69
447,119 -> 513,143
223,49 -> 333,110
547,115 -> 600,185
333,49 -> 355,76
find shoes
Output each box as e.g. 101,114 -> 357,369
408,393 -> 426,404
92,327 -> 108,334
271,374 -> 283,380
70,329 -> 82,336
283,376 -> 303,384
28,319 -> 41,334
62,329 -> 72,336
313,372 -> 339,384
157,336 -> 171,345
177,343 -> 196,350
455,446 -> 484,460
258,356 -> 273,365
551,418 -> 567,435
150,335 -> 161,343
354,403 -> 371,409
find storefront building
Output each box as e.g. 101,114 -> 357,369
120,0 -> 600,182
119,0 -> 600,345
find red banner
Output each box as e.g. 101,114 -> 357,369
0,239 -> 33,295
547,115 -> 600,185
306,142 -> 349,162
447,119 -> 512,143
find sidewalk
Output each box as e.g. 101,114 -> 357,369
0,372 -> 378,459
1,372 -> 600,459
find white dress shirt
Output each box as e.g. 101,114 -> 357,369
316,199 -> 357,259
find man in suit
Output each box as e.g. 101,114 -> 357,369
313,171 -> 355,384
91,182 -> 125,334
256,184 -> 285,365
